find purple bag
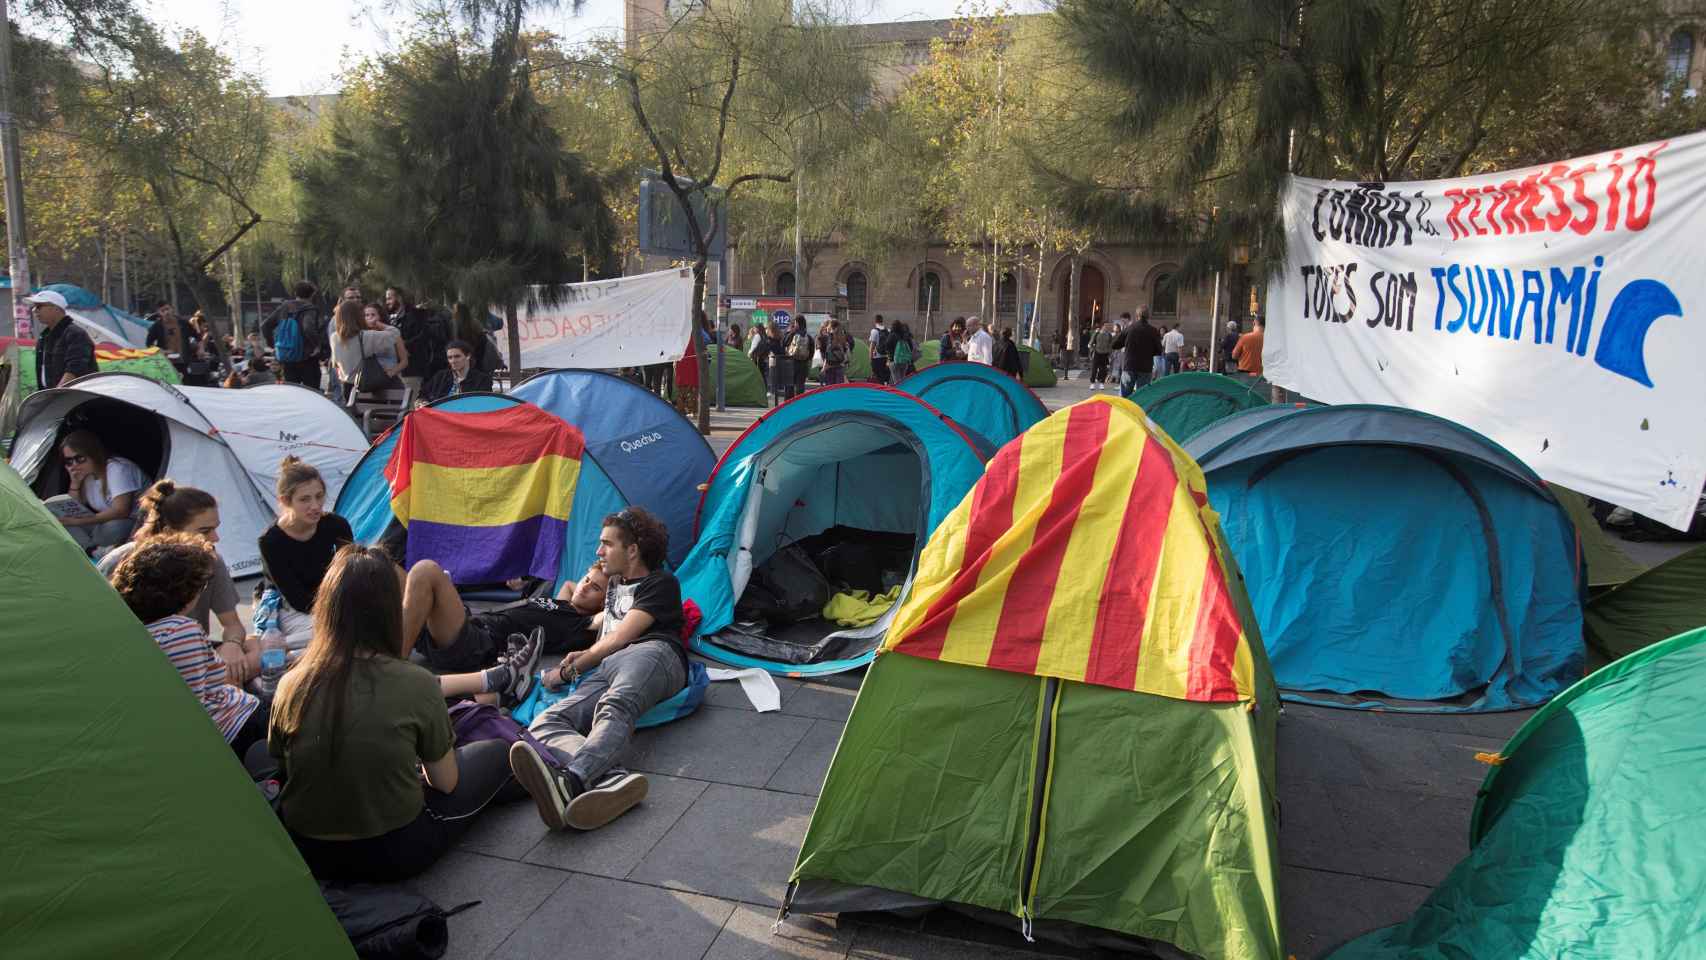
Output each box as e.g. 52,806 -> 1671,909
448,700 -> 552,756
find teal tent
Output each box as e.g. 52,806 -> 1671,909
1128,372 -> 1268,443
1331,625 -> 1706,959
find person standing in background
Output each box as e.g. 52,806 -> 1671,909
1162,324 -> 1185,375
1089,320 -> 1115,390
964,317 -> 995,365
28,290 -> 97,388
868,315 -> 890,384
1218,321 -> 1240,374
1233,316 -> 1265,382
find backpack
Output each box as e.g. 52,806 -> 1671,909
893,336 -> 914,367
274,307 -> 314,363
788,332 -> 812,360
822,337 -> 847,366
1093,330 -> 1113,354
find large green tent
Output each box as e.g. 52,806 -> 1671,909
1129,372 -> 1268,443
1330,624 -> 1706,960
686,343 -> 769,406
0,462 -> 352,959
14,343 -> 182,396
1582,543 -> 1706,660
1552,486 -> 1647,590
786,396 -> 1283,960
911,338 -> 1057,387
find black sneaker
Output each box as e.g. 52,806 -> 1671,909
500,628 -> 545,702
566,770 -> 649,830
508,740 -> 576,831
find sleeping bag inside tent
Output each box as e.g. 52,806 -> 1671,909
1329,624 -> 1706,960
337,386 -> 710,588
9,373 -> 369,577
787,396 -> 1283,960
678,384 -> 989,675
1184,404 -> 1584,711
1128,371 -> 1268,443
896,360 -> 1049,449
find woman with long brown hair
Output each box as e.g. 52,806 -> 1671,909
43,429 -> 147,556
268,544 -> 517,882
328,299 -> 404,401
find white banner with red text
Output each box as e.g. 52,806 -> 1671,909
1264,132 -> 1706,530
512,267 -> 694,370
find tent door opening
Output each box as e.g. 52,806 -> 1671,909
710,416 -> 930,667
29,398 -> 170,500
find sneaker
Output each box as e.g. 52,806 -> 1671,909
508,740 -> 575,831
566,770 -> 649,830
499,628 -> 545,701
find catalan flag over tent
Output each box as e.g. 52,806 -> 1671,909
384,404 -> 584,584
884,393 -> 1258,703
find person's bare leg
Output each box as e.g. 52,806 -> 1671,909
401,559 -> 467,651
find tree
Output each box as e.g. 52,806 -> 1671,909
1051,0 -> 1706,282
296,4 -> 615,371
617,0 -> 875,431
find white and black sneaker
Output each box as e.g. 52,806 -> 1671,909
501,628 -> 545,701
566,770 -> 649,830
508,740 -> 575,831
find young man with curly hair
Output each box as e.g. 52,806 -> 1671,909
110,534 -> 266,758
508,507 -> 687,831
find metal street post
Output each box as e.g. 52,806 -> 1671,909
0,0 -> 33,338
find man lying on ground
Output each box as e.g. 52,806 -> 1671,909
509,507 -> 688,831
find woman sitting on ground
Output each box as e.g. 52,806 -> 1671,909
258,456 -> 353,654
111,534 -> 267,759
268,544 -> 518,883
99,481 -> 255,684
44,429 -> 147,557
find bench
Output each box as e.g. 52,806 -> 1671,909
346,382 -> 415,437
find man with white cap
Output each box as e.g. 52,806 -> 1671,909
26,290 -> 97,389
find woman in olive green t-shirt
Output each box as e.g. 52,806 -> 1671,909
268,544 -> 517,883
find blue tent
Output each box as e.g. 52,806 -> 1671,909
679,384 -> 990,676
336,373 -> 714,584
895,361 -> 1049,450
1184,404 -> 1584,711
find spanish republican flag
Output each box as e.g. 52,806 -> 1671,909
884,394 -> 1259,703
384,404 -> 584,584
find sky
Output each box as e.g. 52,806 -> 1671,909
139,0 -> 1021,97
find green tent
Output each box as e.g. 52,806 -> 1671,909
811,338 -> 873,381
15,343 -> 182,397
685,343 -> 768,407
786,396 -> 1283,960
1583,543 -> 1706,660
1129,372 -> 1268,443
1552,486 -> 1647,590
1330,624 -> 1706,960
0,462 -> 352,959
909,338 -> 1057,388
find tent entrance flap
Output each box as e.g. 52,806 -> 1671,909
713,417 -> 928,667
26,397 -> 170,499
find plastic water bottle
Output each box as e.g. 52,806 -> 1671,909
257,624 -> 288,700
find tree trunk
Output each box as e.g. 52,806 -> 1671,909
505,302 -> 522,389
694,258 -> 710,435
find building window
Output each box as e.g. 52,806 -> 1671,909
776,271 -> 795,297
1151,272 -> 1178,317
846,271 -> 868,312
916,271 -> 942,314
995,272 -> 1018,322
1668,30 -> 1695,87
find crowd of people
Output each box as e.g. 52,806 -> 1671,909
86,448 -> 693,885
1079,309 -> 1267,397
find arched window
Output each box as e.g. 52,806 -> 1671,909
846,271 -> 868,312
776,271 -> 796,297
995,272 -> 1018,321
1668,30 -> 1695,87
916,271 -> 942,314
1151,272 -> 1178,317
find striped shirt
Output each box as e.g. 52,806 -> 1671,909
147,615 -> 260,743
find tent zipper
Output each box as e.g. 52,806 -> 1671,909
1017,676 -> 1061,943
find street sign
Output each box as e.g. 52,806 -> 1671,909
771,309 -> 791,328
730,298 -> 757,310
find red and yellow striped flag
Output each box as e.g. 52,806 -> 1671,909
883,394 -> 1258,702
94,346 -> 162,361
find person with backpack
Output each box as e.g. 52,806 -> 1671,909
997,326 -> 1025,380
888,321 -> 917,379
868,315 -> 890,384
818,320 -> 850,385
784,316 -> 813,400
261,281 -> 329,389
385,286 -> 445,393
748,321 -> 776,397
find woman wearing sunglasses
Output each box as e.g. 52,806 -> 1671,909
44,430 -> 147,557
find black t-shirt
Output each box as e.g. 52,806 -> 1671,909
480,597 -> 596,657
259,514 -> 354,612
603,571 -> 686,668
